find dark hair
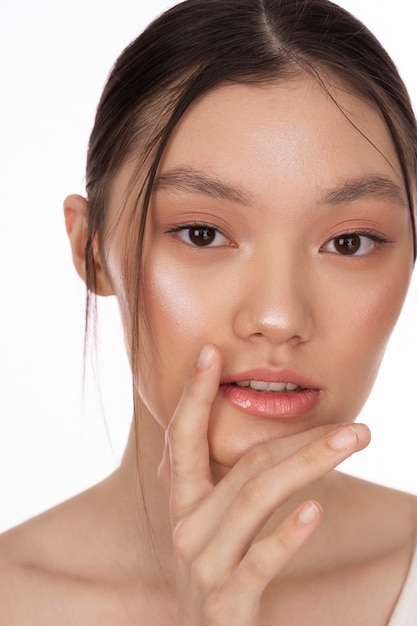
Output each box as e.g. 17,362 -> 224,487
84,0 -> 417,481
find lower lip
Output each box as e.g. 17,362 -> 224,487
220,384 -> 321,419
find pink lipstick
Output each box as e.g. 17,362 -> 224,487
219,368 -> 321,419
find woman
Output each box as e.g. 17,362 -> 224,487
1,0 -> 416,623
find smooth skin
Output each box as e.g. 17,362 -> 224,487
0,75 -> 416,625
105,76 -> 413,468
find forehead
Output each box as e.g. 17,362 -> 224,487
157,75 -> 404,202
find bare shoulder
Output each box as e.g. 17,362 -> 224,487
0,490 -> 93,623
0,479 -> 111,576
0,475 -> 146,625
262,475 -> 417,625
340,471 -> 417,522
336,471 -> 417,545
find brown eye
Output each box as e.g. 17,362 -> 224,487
173,225 -> 229,247
322,231 -> 384,256
333,234 -> 361,255
189,227 -> 216,246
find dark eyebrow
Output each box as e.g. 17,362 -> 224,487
322,175 -> 407,209
153,166 -> 251,205
154,168 -> 407,211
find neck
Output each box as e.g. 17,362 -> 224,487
114,401 -> 176,582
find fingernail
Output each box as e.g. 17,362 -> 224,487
326,426 -> 358,451
196,344 -> 215,370
352,423 -> 371,445
298,501 -> 321,525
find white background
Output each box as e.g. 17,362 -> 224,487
1,0 -> 416,533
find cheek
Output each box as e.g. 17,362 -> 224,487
143,258 -> 216,342
352,273 -> 408,346
325,260 -> 411,411
137,257 -> 224,425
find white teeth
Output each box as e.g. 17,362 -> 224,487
235,381 -> 302,392
246,381 -> 266,391
250,380 -> 286,392
285,383 -> 298,391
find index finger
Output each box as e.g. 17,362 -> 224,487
166,343 -> 222,522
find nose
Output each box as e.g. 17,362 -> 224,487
232,245 -> 315,346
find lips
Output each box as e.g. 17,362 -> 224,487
219,368 -> 321,419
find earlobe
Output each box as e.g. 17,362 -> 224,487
63,194 -> 114,296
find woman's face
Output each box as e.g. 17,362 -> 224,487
106,76 -> 413,467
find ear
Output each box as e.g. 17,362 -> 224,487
63,194 -> 114,296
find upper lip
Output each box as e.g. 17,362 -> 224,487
220,367 -> 320,390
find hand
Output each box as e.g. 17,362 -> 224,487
158,344 -> 370,625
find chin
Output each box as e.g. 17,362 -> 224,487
207,410 -> 286,469
209,437 -> 252,469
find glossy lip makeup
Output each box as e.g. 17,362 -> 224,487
220,368 -> 321,419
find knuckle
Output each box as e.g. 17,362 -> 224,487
246,531 -> 292,579
244,443 -> 276,474
203,591 -> 229,624
190,556 -> 213,592
297,444 -> 318,469
172,520 -> 194,561
270,525 -> 293,554
246,548 -> 271,580
239,477 -> 268,509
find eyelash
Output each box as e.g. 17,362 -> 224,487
321,229 -> 394,256
166,222 -> 230,247
167,223 -> 393,255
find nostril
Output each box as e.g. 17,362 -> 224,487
232,292 -> 315,344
